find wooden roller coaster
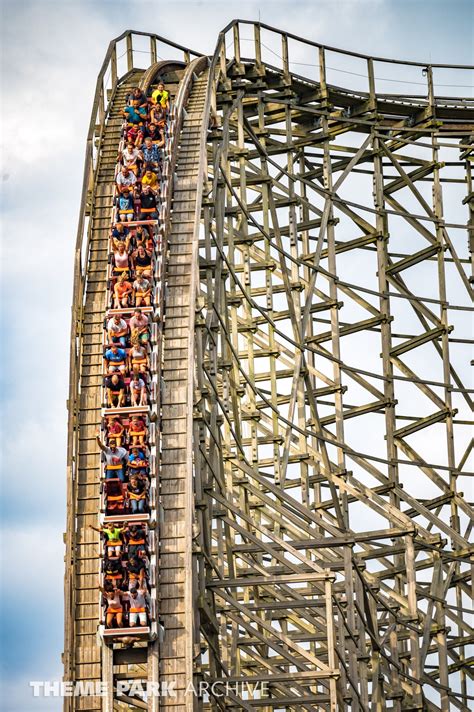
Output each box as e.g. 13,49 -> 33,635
65,22 -> 474,712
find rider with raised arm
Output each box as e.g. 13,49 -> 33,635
96,434 -> 128,482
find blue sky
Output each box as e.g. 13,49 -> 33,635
0,0 -> 472,710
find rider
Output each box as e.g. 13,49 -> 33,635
105,373 -> 125,408
133,273 -> 151,308
141,166 -> 159,193
130,372 -> 147,407
132,244 -> 152,279
127,524 -> 148,558
140,136 -> 161,171
137,185 -> 159,221
103,555 -> 125,586
99,583 -> 124,628
104,343 -> 127,375
106,415 -> 125,446
116,166 -> 137,194
127,556 -> 147,590
120,141 -> 142,175
90,521 -> 126,557
129,308 -> 150,345
107,314 -> 128,347
124,587 -> 149,627
113,272 -> 133,309
151,82 -> 169,111
123,99 -> 148,133
128,474 -> 147,515
96,435 -> 128,482
116,188 -> 135,222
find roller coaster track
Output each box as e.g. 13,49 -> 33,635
65,23 -> 474,712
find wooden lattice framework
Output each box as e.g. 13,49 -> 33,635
191,21 -> 473,712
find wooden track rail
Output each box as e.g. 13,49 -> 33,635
159,61 -> 209,710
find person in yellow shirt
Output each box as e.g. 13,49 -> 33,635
151,82 -> 169,111
141,166 -> 159,193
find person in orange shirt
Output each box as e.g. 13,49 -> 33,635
113,272 -> 133,309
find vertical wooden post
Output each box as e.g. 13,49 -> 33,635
254,23 -> 262,71
325,579 -> 337,712
319,46 -> 328,101
126,32 -> 133,72
219,39 -> 227,82
282,32 -> 290,85
111,44 -> 117,88
368,57 -> 376,110
148,641 -> 159,712
432,130 -> 459,710
426,64 -> 435,107
98,85 -> 105,125
150,35 -> 157,65
405,535 -> 422,707
233,23 -> 241,65
101,645 -> 113,712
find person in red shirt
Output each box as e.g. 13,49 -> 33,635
129,415 -> 147,447
125,124 -> 143,147
107,415 -> 124,446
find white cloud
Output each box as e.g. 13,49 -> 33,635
0,524 -> 65,711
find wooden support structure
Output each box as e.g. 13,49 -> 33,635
66,22 -> 473,712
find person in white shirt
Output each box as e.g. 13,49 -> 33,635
116,166 -> 137,193
133,275 -> 151,307
125,587 -> 149,626
120,142 -> 143,174
130,373 -> 147,406
96,435 -> 128,481
107,315 -> 128,347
